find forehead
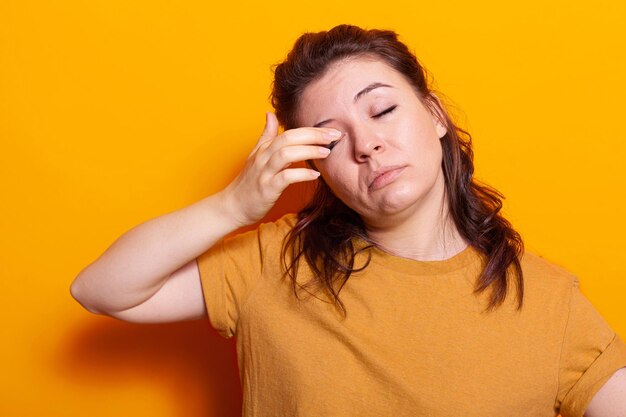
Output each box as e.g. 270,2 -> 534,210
304,57 -> 407,100
296,57 -> 411,124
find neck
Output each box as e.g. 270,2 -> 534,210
364,180 -> 468,261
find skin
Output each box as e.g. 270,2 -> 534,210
70,113 -> 338,320
71,53 -> 626,415
585,367 -> 626,416
297,56 -> 468,260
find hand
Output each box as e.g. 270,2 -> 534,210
221,112 -> 343,227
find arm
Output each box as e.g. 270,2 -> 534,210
70,191 -> 239,322
70,113 -> 339,323
584,367 -> 626,417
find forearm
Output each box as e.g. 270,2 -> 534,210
70,112 -> 334,319
70,190 -> 240,314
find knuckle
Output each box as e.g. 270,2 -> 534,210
280,130 -> 294,143
278,170 -> 290,182
258,172 -> 270,186
277,147 -> 291,160
270,170 -> 285,187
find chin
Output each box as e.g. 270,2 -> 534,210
367,184 -> 424,217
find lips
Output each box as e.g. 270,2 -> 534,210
368,165 -> 406,190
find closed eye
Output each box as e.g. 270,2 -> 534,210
373,105 -> 397,119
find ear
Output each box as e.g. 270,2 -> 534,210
425,93 -> 448,139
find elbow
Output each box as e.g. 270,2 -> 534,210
69,274 -> 102,315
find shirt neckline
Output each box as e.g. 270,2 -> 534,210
367,244 -> 483,276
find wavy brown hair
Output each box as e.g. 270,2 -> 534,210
272,25 -> 524,314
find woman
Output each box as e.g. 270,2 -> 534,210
71,25 -> 626,416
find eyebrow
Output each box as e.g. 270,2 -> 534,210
313,82 -> 393,128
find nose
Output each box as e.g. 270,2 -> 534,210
351,126 -> 385,162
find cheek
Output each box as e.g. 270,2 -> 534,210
418,141 -> 443,177
411,124 -> 443,165
425,138 -> 443,164
318,160 -> 358,198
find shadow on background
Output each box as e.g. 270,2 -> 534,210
59,318 -> 242,417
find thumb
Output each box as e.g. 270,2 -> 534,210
248,111 -> 278,158
260,111 -> 279,141
248,112 -> 280,158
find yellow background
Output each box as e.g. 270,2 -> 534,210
1,0 -> 625,415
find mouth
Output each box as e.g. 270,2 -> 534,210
368,166 -> 406,191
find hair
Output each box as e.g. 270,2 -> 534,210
272,24 -> 524,314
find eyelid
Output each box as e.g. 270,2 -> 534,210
372,105 -> 397,119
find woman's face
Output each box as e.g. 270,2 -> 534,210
297,57 -> 448,229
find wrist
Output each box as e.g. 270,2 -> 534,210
212,187 -> 249,230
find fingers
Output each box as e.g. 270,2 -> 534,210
267,127 -> 342,153
249,111 -> 344,166
270,168 -> 321,189
265,145 -> 330,172
249,111 -> 340,155
229,113 -> 340,225
256,126 -> 342,168
256,111 -> 344,151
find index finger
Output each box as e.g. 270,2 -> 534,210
268,126 -> 343,152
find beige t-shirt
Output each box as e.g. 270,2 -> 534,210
196,214 -> 626,417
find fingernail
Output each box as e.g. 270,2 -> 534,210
319,146 -> 331,155
326,129 -> 342,139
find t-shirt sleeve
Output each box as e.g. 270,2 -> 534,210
195,217 -> 292,338
556,278 -> 626,417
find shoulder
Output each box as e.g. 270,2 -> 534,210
259,213 -> 298,234
254,213 -> 298,245
520,250 -> 577,283
238,213 -> 298,251
518,249 -> 579,304
228,213 -> 297,241
214,213 -> 298,259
